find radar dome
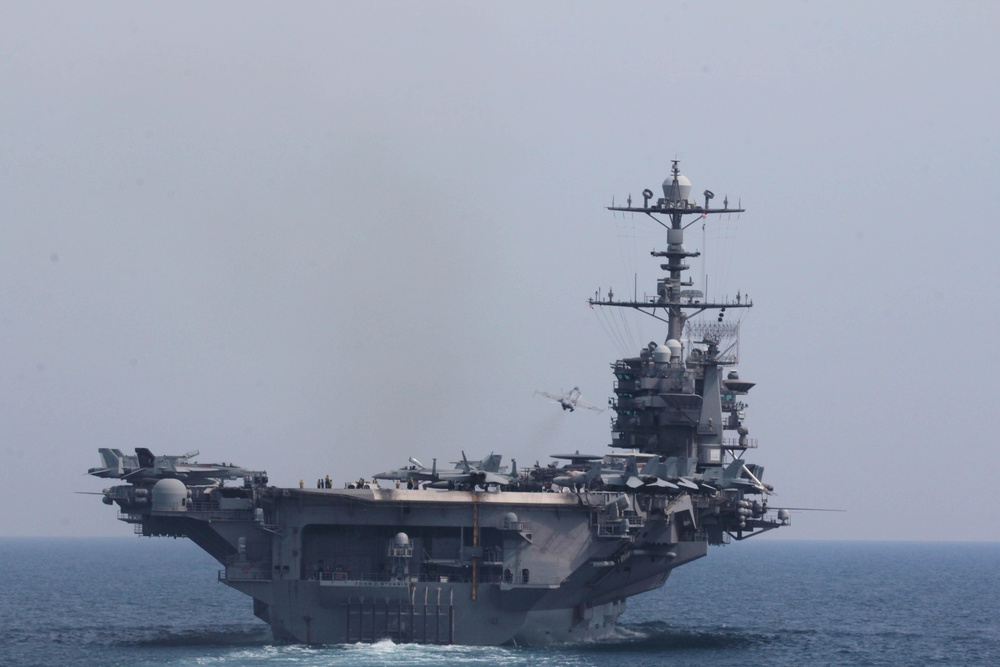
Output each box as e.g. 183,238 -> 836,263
665,339 -> 683,360
393,532 -> 410,547
151,478 -> 188,512
662,172 -> 692,203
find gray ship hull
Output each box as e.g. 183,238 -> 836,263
138,487 -> 708,645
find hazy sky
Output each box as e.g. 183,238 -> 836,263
2,1 -> 998,540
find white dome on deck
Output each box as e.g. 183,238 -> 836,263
151,478 -> 188,512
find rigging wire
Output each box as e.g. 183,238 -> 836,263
615,213 -> 638,296
712,205 -> 742,303
590,305 -> 613,350
593,304 -> 629,358
717,217 -> 734,300
607,210 -> 660,354
613,301 -> 637,352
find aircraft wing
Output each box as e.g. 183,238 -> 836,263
481,472 -> 510,486
644,477 -> 679,490
373,468 -> 436,481
534,390 -> 564,402
433,469 -> 510,487
675,477 -> 701,490
573,398 -> 605,413
173,464 -> 223,473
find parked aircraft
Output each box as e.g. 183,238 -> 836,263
373,451 -> 510,489
88,447 -> 260,484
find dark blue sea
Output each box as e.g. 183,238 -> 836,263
2,538 -> 998,666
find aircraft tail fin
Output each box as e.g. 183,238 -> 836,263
482,453 -> 502,472
100,448 -> 122,472
92,448 -> 124,476
631,456 -> 647,477
136,447 -> 155,468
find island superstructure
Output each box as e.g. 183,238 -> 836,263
88,161 -> 786,645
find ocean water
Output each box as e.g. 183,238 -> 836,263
1,538 -> 998,666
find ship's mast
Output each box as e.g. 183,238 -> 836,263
591,160 -> 749,334
592,161 -> 753,463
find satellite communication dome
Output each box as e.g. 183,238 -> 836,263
652,343 -> 671,363
662,172 -> 692,202
151,478 -> 188,512
665,339 -> 683,360
393,532 -> 410,547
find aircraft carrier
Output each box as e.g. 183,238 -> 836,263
88,162 -> 786,645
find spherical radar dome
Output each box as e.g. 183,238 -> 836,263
151,478 -> 188,512
662,172 -> 692,202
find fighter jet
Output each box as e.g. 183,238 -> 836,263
602,455 -> 679,491
448,452 -> 504,474
534,387 -> 604,412
552,460 -> 613,490
634,456 -> 771,494
636,456 -> 701,491
371,457 -> 429,485
525,452 -> 600,489
88,447 -> 258,484
700,459 -> 772,494
373,451 -> 511,489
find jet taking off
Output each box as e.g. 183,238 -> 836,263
534,386 -> 604,412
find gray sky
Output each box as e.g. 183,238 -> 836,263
2,1 -> 998,540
